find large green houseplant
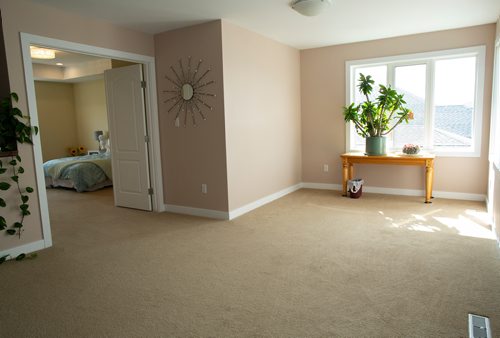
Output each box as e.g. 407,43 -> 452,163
343,73 -> 413,155
0,92 -> 38,264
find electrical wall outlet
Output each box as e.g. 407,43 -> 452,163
201,184 -> 207,194
323,164 -> 329,172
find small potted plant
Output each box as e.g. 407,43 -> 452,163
343,74 -> 413,155
402,144 -> 420,155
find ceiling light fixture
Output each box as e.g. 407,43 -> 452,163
30,46 -> 56,59
291,0 -> 332,16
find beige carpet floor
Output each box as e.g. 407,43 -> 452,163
1,187 -> 500,337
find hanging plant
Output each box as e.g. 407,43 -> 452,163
0,92 -> 38,264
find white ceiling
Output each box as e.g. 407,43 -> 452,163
29,0 -> 500,49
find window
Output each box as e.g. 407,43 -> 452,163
345,46 -> 485,157
490,39 -> 500,168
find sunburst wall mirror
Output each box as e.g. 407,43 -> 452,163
163,57 -> 215,127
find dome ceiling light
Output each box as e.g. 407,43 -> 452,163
290,0 -> 333,16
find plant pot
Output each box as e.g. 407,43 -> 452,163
365,136 -> 386,156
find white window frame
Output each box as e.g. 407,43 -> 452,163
345,46 -> 486,157
489,38 -> 500,168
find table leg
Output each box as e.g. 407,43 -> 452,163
342,158 -> 349,196
425,159 -> 434,203
348,163 -> 354,180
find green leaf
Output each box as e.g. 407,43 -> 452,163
26,187 -> 34,193
21,210 -> 30,216
21,195 -> 29,203
0,216 -> 6,230
0,182 -> 11,190
15,155 -> 21,162
0,255 -> 8,264
11,175 -> 18,183
0,198 -> 5,207
34,126 -> 39,135
10,92 -> 19,102
6,229 -> 16,235
15,253 -> 26,261
0,168 -> 7,174
9,159 -> 16,166
20,204 -> 29,211
17,167 -> 24,174
12,107 -> 22,117
13,222 -> 23,228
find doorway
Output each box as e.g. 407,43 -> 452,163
21,33 -> 164,250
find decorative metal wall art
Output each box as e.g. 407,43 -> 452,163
163,57 -> 215,127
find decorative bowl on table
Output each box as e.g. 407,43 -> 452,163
402,144 -> 420,155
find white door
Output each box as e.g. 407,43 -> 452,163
104,64 -> 152,211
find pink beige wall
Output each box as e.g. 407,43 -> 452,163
35,81 -> 78,161
0,10 -> 8,98
155,21 -> 229,211
221,21 -> 302,211
301,24 -> 495,195
0,0 -> 154,252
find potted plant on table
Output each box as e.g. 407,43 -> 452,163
343,74 -> 413,155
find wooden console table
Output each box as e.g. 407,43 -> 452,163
340,152 -> 435,203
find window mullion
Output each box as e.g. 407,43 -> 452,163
387,64 -> 395,150
425,60 -> 435,150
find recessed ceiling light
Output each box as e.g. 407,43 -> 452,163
56,63 -> 63,66
30,46 -> 56,59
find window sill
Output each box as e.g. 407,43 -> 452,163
347,148 -> 480,158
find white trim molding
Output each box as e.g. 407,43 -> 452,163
303,182 -> 485,201
165,182 -> 485,221
165,204 -> 229,220
228,183 -> 303,220
164,183 -> 303,221
0,240 -> 46,260
302,182 -> 342,191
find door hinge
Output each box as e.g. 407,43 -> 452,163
148,188 -> 154,195
144,135 -> 150,143
141,80 -> 146,88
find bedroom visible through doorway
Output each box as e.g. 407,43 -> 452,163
31,49 -> 124,196
31,47 -> 139,200
20,33 -> 164,252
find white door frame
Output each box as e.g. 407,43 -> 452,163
20,33 -> 165,250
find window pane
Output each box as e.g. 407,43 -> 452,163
392,64 -> 427,148
433,57 -> 476,148
352,66 -> 387,148
354,66 -> 387,103
493,46 -> 500,166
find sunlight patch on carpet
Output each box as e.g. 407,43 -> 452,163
434,215 -> 496,240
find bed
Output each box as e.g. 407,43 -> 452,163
43,152 -> 113,192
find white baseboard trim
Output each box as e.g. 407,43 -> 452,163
164,204 -> 229,220
0,240 -> 46,259
164,181 -> 485,221
302,182 -> 342,191
228,183 -> 303,220
302,182 -> 486,201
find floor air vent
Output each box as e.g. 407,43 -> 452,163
469,313 -> 492,338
